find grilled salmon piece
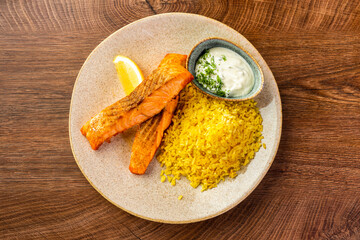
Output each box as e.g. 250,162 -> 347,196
81,54 -> 193,150
129,96 -> 179,175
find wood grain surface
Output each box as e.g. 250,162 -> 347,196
1,0 -> 359,239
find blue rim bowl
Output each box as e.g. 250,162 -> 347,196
186,37 -> 264,101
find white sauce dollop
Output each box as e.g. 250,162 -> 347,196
195,47 -> 254,97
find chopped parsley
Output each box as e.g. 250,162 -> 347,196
195,50 -> 227,97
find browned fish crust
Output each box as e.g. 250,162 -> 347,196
81,54 -> 193,150
129,96 -> 179,175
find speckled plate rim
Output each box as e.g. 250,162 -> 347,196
69,12 -> 282,224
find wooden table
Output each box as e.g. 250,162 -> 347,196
1,1 -> 359,239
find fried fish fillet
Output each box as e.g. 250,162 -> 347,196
81,54 -> 193,150
129,96 -> 178,175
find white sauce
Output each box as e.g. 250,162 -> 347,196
195,47 -> 254,97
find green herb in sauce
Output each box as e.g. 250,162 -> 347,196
195,50 -> 227,97
195,47 -> 255,98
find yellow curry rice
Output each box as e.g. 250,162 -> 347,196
157,84 -> 263,191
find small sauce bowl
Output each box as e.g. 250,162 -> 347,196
186,38 -> 264,101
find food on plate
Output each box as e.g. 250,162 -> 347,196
81,50 -> 263,190
129,96 -> 179,175
81,54 -> 194,150
157,84 -> 263,191
195,47 -> 254,97
113,55 -> 144,95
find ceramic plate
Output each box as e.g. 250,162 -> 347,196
69,13 -> 282,223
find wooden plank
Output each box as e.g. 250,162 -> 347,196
0,0 -> 359,239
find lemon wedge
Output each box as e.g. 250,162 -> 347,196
113,55 -> 144,95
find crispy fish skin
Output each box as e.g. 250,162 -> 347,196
129,96 -> 179,175
81,54 -> 193,150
